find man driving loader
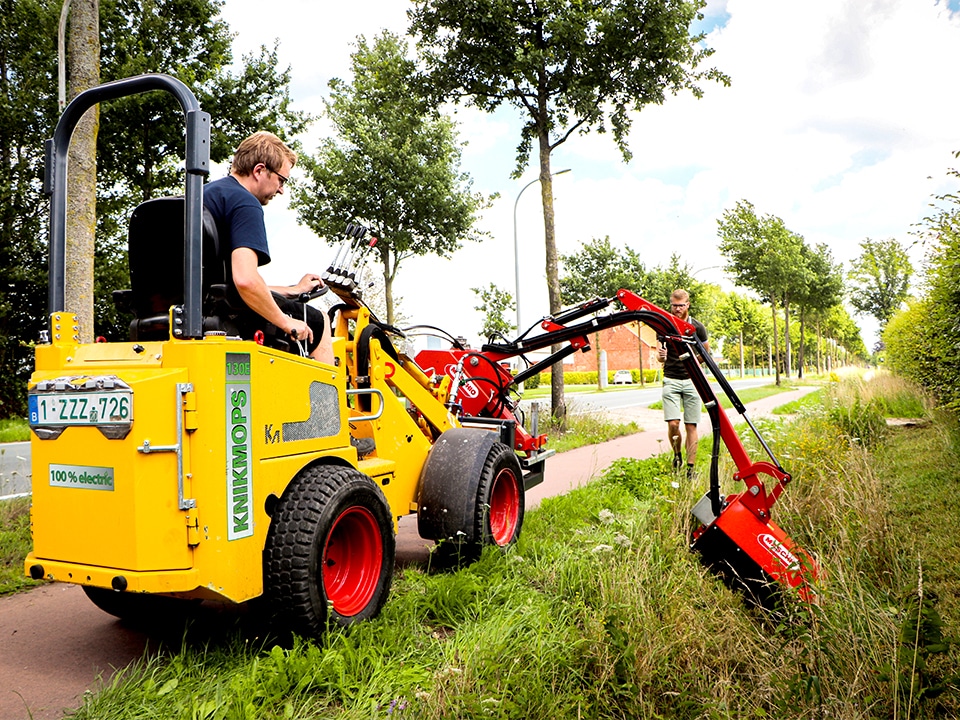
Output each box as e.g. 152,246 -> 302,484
204,131 -> 334,364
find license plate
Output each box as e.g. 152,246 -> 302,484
29,391 -> 133,426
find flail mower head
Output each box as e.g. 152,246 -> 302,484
679,334 -> 819,610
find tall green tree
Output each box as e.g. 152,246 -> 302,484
712,292 -> 766,378
410,0 -> 728,423
293,32 -> 486,326
848,237 -> 913,329
0,0 -> 60,416
794,243 -> 843,377
559,236 -> 648,303
717,200 -> 808,385
472,283 -> 516,342
560,236 -> 649,386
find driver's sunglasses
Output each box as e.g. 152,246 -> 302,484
671,303 -> 688,309
266,165 -> 288,187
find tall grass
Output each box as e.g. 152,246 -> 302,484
59,374 -> 960,718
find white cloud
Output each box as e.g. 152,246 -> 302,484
217,0 -> 960,349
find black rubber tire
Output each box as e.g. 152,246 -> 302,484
264,465 -> 395,637
82,586 -> 198,626
434,442 -> 524,567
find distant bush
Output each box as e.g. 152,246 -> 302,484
523,372 -> 541,389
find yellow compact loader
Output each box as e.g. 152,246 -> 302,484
25,75 -> 547,638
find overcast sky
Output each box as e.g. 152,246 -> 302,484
214,0 -> 960,350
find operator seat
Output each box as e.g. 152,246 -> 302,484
117,196 -> 238,341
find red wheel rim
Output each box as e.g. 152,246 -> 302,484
488,467 -> 520,545
322,506 -> 383,617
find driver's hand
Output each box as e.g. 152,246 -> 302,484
292,274 -> 322,295
288,319 -> 313,343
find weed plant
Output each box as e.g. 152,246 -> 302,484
57,374 -> 960,718
0,497 -> 39,596
544,413 -> 638,454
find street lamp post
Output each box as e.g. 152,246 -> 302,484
512,168 -> 571,336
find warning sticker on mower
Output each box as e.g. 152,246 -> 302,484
226,353 -> 253,540
49,463 -> 114,491
758,533 -> 800,569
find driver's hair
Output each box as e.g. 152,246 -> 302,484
230,131 -> 297,177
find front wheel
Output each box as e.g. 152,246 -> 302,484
264,465 -> 395,637
435,442 -> 524,566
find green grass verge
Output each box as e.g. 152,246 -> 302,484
0,418 -> 29,443
55,373 -> 960,719
0,497 -> 39,596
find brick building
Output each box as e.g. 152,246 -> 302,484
568,321 -> 661,373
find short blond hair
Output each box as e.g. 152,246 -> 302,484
670,289 -> 690,303
231,131 -> 297,176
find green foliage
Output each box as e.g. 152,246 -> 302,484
0,498 -> 40,596
559,236 -> 648,304
471,283 -> 515,342
410,0 -> 728,174
544,413 -> 639,454
293,31 -> 486,326
0,418 -> 29,443
884,166 -> 960,411
827,391 -> 888,448
521,371 -> 540,389
848,238 -> 913,329
0,0 -> 60,417
879,581 -> 958,714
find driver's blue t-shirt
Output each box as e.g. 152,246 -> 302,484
204,175 -> 271,265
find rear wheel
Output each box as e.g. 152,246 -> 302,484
435,443 -> 524,566
264,465 -> 395,637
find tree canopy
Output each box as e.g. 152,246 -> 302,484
292,31 -> 486,326
848,237 -> 913,329
472,283 -> 516,342
559,236 -> 647,304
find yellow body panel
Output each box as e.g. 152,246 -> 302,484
27,322 -> 359,603
26,309 -> 469,605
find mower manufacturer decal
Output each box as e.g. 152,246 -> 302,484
226,353 -> 253,540
758,533 -> 800,569
444,363 -> 480,399
49,463 -> 114,491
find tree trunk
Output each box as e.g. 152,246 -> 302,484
64,0 -> 100,343
539,133 -> 565,427
816,320 -> 823,375
798,307 -> 805,379
637,322 -> 645,387
783,291 -> 792,378
739,328 -> 744,378
381,245 -> 395,326
770,300 -> 781,385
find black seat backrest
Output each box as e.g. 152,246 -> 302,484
125,196 -> 230,340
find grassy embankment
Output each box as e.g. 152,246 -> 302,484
7,373 -> 960,718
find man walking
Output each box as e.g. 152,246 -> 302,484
657,289 -> 709,478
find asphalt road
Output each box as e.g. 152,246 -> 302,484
0,441 -> 31,499
520,376 -> 772,416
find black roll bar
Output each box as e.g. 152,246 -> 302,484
45,73 -> 211,339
